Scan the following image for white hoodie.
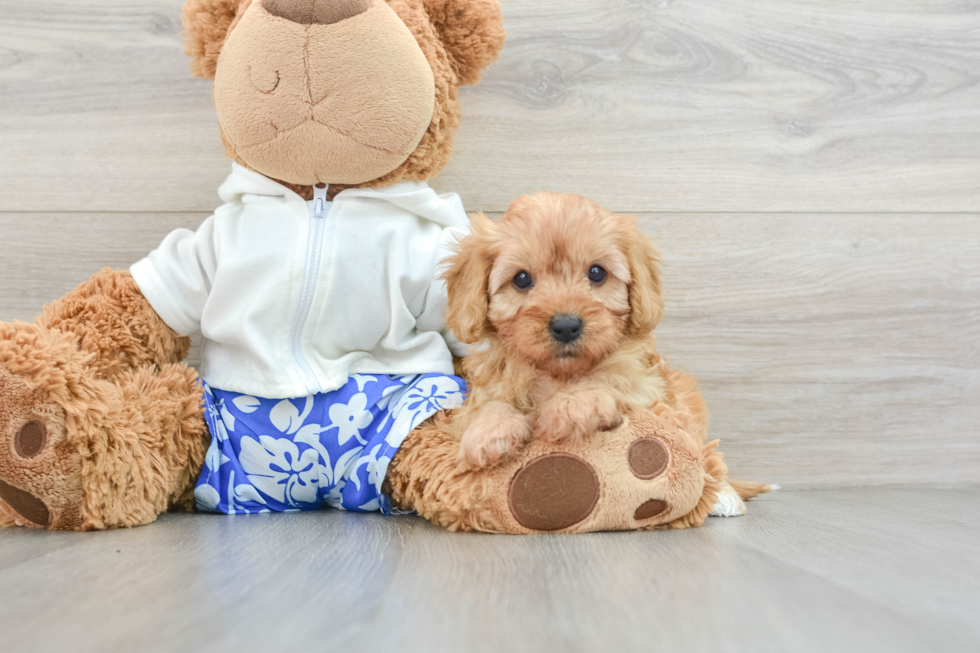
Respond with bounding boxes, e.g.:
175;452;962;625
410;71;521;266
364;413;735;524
131;163;470;399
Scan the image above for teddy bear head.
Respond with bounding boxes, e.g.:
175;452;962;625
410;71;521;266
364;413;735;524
182;0;505;192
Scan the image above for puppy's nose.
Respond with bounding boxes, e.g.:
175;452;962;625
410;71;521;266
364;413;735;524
264;0;370;25
549;314;584;344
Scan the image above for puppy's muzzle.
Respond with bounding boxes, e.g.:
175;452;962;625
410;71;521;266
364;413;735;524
549;314;584;344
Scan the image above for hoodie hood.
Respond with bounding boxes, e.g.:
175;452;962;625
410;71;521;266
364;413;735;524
218;163;469;229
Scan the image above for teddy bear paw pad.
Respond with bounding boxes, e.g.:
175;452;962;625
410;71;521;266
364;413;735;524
508;453;600;531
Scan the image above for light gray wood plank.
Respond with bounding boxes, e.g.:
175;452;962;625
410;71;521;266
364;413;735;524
642;213;980;488
719;489;980;630
0;212;209;367
2;212;977;487
0;212;208;321
1;1;980;213
0;489;978;653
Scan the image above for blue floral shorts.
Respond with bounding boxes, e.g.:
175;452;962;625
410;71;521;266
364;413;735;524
193;374;466;515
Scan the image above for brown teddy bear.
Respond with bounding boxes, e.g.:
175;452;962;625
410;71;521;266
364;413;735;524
0;0;759;533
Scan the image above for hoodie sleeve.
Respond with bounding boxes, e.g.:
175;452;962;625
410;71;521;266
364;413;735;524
415;225;471;358
129;216;218;336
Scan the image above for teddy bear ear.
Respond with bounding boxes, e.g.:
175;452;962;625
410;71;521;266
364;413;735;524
182;0;248;80
423;0;507;86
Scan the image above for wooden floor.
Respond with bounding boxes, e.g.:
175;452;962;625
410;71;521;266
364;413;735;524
0;488;977;653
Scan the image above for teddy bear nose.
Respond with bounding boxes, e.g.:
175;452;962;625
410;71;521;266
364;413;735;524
264;0;370;25
549;314;584;344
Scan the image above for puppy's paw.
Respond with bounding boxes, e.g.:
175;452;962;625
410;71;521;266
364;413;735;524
594;397;625;433
457;404;533;470
709;483;747;518
535;392;622;443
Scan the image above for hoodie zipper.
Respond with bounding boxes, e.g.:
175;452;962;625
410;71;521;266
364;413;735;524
290;184;330;395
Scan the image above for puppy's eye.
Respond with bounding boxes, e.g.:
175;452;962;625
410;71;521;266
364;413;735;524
588;265;607;284
513;270;534;291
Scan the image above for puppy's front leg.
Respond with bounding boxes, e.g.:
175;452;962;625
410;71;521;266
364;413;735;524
535;385;623;443
457;401;534;470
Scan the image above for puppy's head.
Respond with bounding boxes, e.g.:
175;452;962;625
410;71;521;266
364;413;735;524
445;193;664;377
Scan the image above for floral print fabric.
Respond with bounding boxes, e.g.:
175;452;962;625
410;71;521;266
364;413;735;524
194;374;466;515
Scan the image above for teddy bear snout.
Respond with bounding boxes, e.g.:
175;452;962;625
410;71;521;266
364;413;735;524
264;0;370;25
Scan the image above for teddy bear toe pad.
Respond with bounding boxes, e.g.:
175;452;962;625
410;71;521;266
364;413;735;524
627;437;669;479
14;421;47;459
0;479;50;527
634;499;668;520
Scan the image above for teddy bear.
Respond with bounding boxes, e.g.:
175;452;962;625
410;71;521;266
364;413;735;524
0;0;759;533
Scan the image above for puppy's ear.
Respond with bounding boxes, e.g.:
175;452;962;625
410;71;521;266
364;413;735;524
620;217;664;334
443;212;495;343
182;0;249;80
422;0;507;85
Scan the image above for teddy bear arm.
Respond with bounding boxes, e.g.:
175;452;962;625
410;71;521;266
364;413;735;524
38;268;191;381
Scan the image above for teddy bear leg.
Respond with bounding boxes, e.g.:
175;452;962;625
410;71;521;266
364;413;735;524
0;326;208;530
0;269;205;529
384;411;513;532
384;408;729;534
77;363;209;529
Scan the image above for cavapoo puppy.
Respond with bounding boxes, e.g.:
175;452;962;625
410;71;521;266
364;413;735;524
443;192;750;515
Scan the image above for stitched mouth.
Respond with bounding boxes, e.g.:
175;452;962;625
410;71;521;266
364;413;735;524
239;117;410;157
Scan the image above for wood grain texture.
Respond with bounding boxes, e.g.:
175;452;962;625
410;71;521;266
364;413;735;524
2;212;977;488
0;489;978;653
1;0;979;213
642;213;980;487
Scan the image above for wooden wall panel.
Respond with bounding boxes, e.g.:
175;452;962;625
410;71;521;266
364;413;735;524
1;0;979;213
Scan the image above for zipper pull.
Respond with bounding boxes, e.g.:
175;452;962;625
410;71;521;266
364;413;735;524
312;183;329;218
